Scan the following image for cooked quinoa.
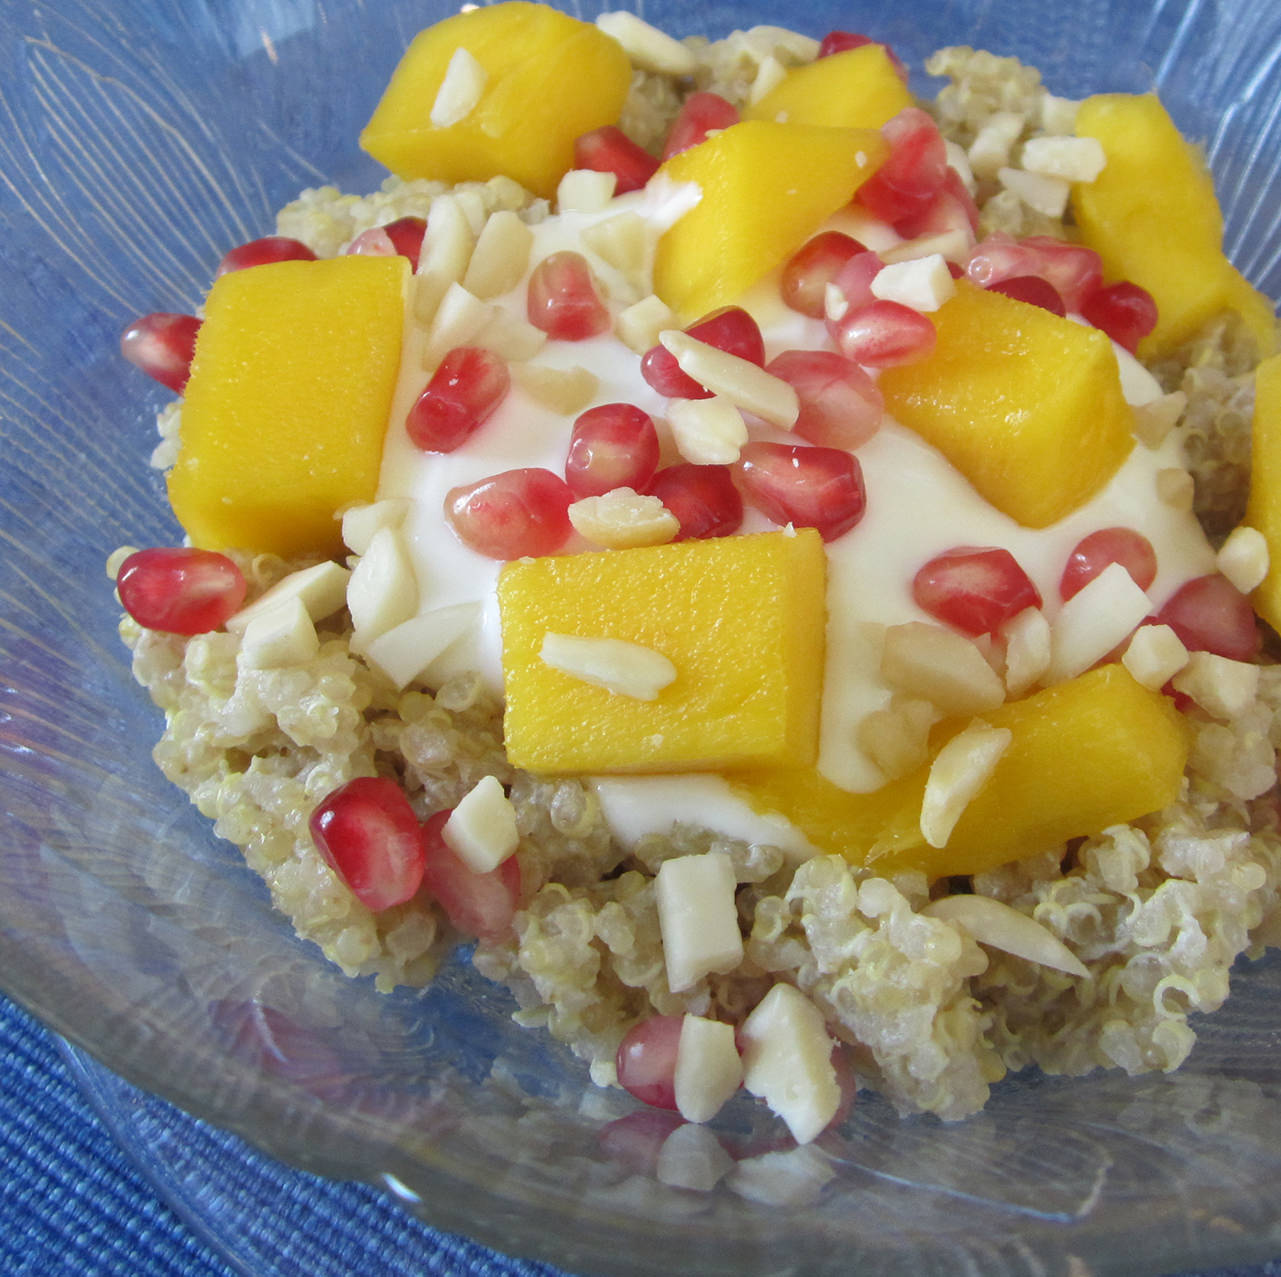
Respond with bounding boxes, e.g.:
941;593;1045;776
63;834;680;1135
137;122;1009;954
120;26;1281;1122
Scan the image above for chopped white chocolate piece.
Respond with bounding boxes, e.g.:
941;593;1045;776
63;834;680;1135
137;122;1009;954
227;560;352;633
739;984;839;1145
238;596;319;670
659;330;799;429
655;852;743;993
1002;606;1052;697
749;53;788;104
674;1015;743;1124
1047;562;1151;684
1121;623;1189;690
655;1123;735;1193
443;774;520;873
1173;651;1261;721
472;308;547;362
414;195;476;324
462;210;534;298
595;11;698;75
581;212;650;281
1156;467;1195;511
1217;525;1270;594
1132;390;1186;448
540;632;676;700
996;166;1070;218
1039;93;1080;135
568;488;679;549
511;363;599;414
430;46;487;127
615;294;676;354
421;282;493;370
668;395;749;464
920;720;1012;848
856;696;937;780
1020;135;1107;183
340;498;410;557
878;229;972;265
556;168;618;214
347;526;418;651
924;894;1089;978
361;602;480;690
880;621;1006;716
967;111;1025;179
870;254;956;312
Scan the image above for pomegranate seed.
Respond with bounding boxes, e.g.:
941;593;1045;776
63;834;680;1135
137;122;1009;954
616;1014;683;1110
737;441;867;541
406;346;510;453
965;233;1042;290
827;250;885;318
216;236;316;277
120;312;201;394
1060;527;1158;601
648;463;743;540
856;108;949;225
116;547;246;634
1156;574;1261;662
766;350;883;449
565;402;660;496
913;546;1042;636
420;810;522;943
780;232;865;319
895;168;980;240
346;227;397;258
445;467;573;559
640;306;766;399
987;274;1066;316
1080;281;1159;353
574;125;659;194
829;299;936;367
1018;236;1104;313
661;92;740;161
309;777;426;912
527;251;610;340
817;30;909;81
382;216;428;270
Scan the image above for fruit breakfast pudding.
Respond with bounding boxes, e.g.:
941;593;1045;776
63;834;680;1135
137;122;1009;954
112;2;1281;1145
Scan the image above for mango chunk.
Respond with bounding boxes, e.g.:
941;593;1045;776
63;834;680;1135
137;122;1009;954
359;2;631;199
1072;93;1277;358
169;257;408;559
653;120;888;321
733;664;1190;879
1246;353;1281;633
878;282;1134;528
498;531;826;774
745;44;914;131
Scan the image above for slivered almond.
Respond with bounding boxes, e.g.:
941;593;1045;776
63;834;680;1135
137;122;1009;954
540;632;676;700
420;282;493;370
462;210;533;299
996;167;1070;218
581;211;650;281
472;308;547;361
442;775;519;873
749;54;787;104
1047;561;1150;684
1156;467;1195;511
880;621;1006;716
238;596;319;671
616;294;677;354
361;602;480;690
879;229;972;265
870;254;955;312
512;363;599;414
967;112;1024;179
414;195;476;324
568;488;679;548
340;498;409;557
557;168;617;213
1172;650;1261;721
668;395;748;464
924;894;1089;977
1001;606;1051;697
227;560;352;633
594;11;698;75
1217;525;1270;594
430;46;487;127
1019;135;1106;183
1121;623;1188;690
658;330;799;429
919;720;1011;847
1131;390;1186;448
856;696;937;779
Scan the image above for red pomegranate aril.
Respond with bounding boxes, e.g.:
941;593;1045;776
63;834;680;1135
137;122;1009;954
737;442;867;541
1060;527;1158;601
640;305;766;399
420;810;522;943
574;125;660;194
406;346;510;453
445;467;573;559
1019;236;1104;313
829;299;937;368
780;231;865;318
661;91;740;160
827;249;885;317
895;168;980;240
309;777;426;912
817;30;909;81
1156;573;1262;662
216;236;317;277
1080;281;1159;353
913;546;1042;636
964;233;1041;290
987;274;1067;316
616;1014;684;1110
346;226;397;259
527;251;610;340
648;463;743;540
116;547;246;634
120;312;202;394
382;216;429;270
564;402;661;496
766;349;884;449
856;107;948;224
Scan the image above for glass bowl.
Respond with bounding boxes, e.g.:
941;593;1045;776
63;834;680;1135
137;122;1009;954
3;0;1281;1272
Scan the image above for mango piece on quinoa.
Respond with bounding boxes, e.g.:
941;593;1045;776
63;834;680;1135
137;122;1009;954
359;2;631;199
497;530;826;774
1246;352;1281;633
168;256;408;560
1072;93;1277;359
878;282;1134;528
745;43;913;131
653;120;888;320
733;664;1190;879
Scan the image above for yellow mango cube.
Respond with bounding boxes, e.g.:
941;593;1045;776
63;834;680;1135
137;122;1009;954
359;2;631;199
746;44;914;131
878;282;1134;528
734;664;1190;880
653;120;888;321
1246;352;1281;633
497;531;826;774
168;256;408;560
1072;93;1277;358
